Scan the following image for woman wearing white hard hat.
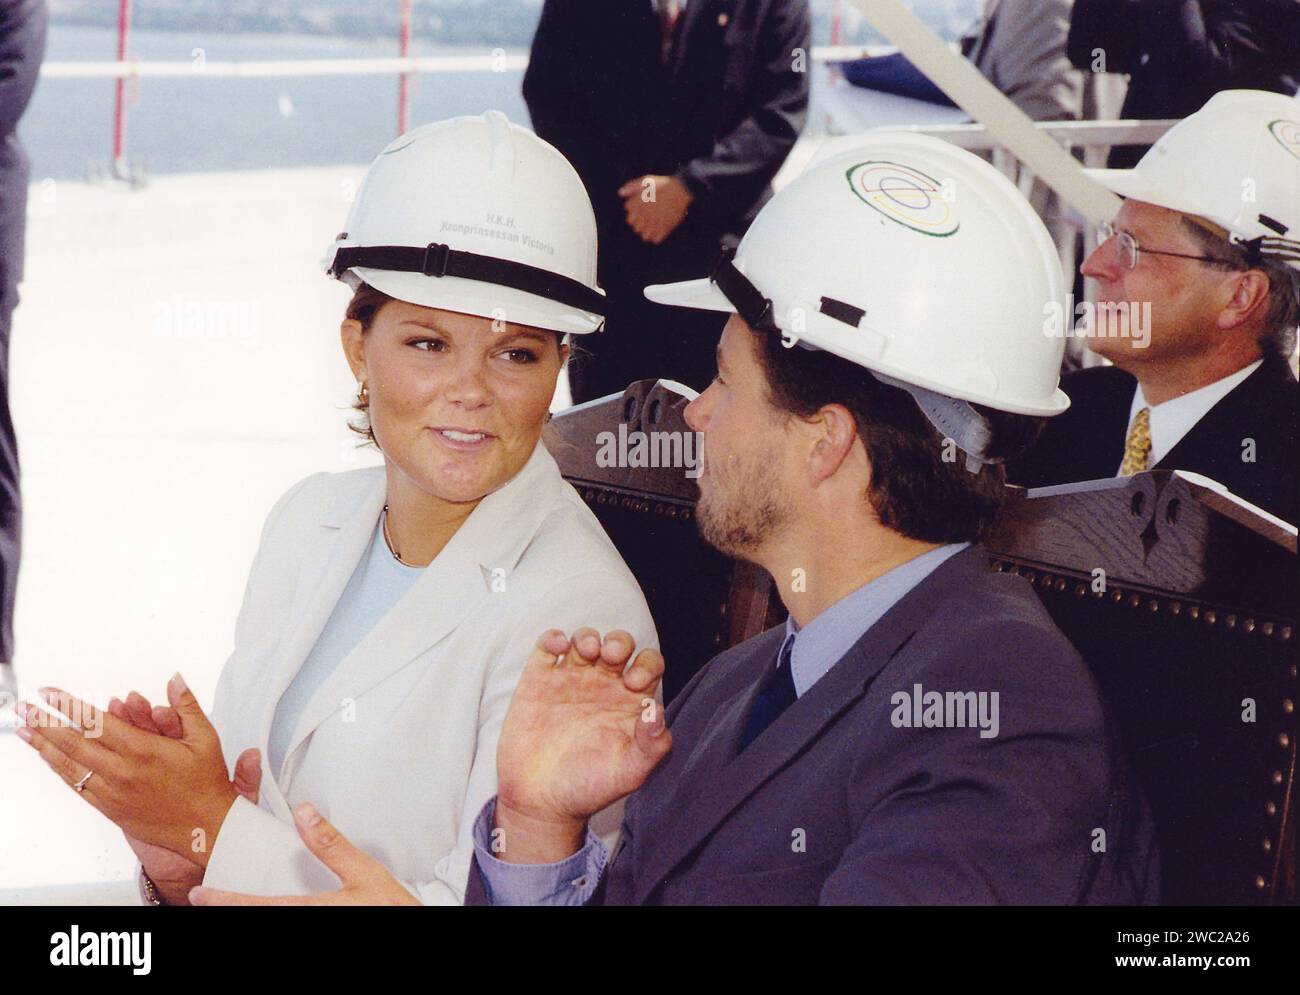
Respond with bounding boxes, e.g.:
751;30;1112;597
18;112;656;905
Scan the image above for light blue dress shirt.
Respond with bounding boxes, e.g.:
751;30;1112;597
472;541;972;905
266;512;425;778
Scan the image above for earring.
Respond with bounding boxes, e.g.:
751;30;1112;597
356;380;368;403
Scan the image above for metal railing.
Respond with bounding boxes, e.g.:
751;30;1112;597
40;51;533;79
40;42;887;176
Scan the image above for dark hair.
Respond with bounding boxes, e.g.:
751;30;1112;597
342;281;566;451
1179;217;1300;362
749;324;1047;543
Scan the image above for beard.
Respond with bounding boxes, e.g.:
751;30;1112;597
694;436;791;558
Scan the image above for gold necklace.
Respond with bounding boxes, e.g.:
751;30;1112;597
381;503;422;568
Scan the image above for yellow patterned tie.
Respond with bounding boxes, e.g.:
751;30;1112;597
1119;406;1152;477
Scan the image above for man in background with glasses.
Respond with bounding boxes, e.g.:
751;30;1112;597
1010;90;1299;526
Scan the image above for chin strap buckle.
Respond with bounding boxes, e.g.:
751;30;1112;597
421;242;452;278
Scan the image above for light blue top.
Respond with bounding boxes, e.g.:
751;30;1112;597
472;541;972;905
267;511;425;778
781;542;970;696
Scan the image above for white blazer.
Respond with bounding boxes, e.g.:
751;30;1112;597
197;443;657;903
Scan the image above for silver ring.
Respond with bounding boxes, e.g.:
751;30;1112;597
73;770;93;793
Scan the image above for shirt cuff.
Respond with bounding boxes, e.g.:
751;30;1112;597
202;795;337;896
471;797;608;906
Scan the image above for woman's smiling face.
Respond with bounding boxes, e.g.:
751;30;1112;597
342;296;566;505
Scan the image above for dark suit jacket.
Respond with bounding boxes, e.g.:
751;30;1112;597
1009;356;1300;525
468;545;1160;905
523;0;811;285
1067;0;1300;167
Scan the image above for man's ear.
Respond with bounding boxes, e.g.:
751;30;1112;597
1216;269;1271;333
806;403;860;487
340;318;367;381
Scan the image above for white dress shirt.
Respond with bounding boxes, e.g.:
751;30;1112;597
1119;359;1262;474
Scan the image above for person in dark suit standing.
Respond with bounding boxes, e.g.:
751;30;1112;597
0;0;46;695
1010;91;1300;525
1067;0;1300;167
523;0;811;402
187;136;1160;907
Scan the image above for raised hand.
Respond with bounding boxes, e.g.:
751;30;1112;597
493;628;671;863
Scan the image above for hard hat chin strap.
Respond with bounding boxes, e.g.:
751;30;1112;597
327;241;607;318
710;245;868;340
1234;235;1300;268
869;372;996;474
711;245;775;332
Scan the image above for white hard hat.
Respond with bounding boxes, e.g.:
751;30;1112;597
1084;90;1300;270
645;132;1069;468
325;110;606;333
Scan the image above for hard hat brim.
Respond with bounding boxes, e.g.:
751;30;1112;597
643;278;734;314
357;268;603;334
1082;167;1213;224
645;275;1072;416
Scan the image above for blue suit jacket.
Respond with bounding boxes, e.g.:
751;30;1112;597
469;545;1161;904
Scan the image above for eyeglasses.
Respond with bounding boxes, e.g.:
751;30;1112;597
1096;221;1234;271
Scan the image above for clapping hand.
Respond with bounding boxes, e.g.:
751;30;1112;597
107;691;262;904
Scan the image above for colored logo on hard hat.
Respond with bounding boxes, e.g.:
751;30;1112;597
1267;119;1300;161
845;161;959;237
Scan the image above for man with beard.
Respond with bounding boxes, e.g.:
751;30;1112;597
188;135;1161;907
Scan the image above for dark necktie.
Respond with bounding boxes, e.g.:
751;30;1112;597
740;634;798;751
656;0;682;63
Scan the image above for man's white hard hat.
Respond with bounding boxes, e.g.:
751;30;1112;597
325;110;606;333
1084;89;1300;270
645;131;1070;421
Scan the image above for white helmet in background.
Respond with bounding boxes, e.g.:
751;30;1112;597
645;132;1069;471
1084;89;1300;270
325;110;606;333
